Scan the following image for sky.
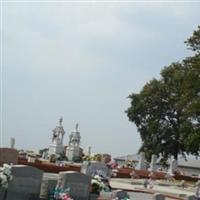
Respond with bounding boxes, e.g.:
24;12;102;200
1;1;200;157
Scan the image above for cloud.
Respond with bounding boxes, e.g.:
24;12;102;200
4;4;160;72
3;2;200;155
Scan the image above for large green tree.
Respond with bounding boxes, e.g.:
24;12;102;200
126;26;200;161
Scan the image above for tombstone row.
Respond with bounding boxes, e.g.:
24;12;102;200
0;165;92;200
0;161;112;200
136;152;178;176
3;162;191;200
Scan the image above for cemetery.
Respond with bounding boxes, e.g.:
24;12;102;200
0;118;200;200
1;0;200;198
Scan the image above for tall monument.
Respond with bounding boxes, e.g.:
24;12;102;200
66;123;81;161
49;117;65;155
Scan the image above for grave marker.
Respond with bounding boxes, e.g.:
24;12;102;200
6;165;43;200
82;162;112;178
58;171;91;200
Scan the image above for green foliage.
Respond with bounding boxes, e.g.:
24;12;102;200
93;154;103;162
82;155;93;161
185;25;200;53
126;26;200;161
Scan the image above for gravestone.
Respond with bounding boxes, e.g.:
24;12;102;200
149;154;157;172
6;165;43;200
168;157;178;176
153;193;165;200
186;195;197;200
40;179;57;200
0;148;18;166
58;171;91;200
82;162;112;178
136;152;147;170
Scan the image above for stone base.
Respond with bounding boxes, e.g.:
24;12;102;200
66;146;80;161
48;144;64;155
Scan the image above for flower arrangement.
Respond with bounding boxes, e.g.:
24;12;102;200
91;175;106;194
48;187;74;200
82;155;93;161
0;164;13;189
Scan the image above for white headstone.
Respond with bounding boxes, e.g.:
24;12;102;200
149;154;157;172
168;157;178;176
136;152;146;170
6;165;43;200
82;162;112;178
58;171;91;200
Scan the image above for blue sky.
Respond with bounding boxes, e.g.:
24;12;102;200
1;1;200;157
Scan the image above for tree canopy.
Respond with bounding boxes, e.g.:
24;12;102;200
126;26;200;161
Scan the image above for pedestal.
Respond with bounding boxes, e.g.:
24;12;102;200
49;143;64;155
66;146;80;161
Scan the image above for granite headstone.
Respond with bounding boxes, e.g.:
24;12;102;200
6;165;43;200
58;171;91;200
